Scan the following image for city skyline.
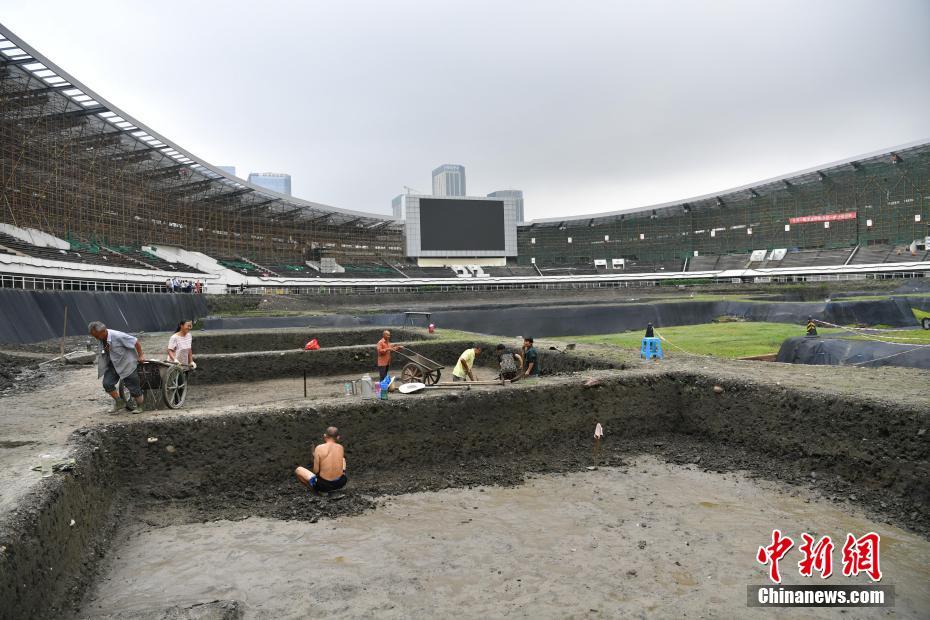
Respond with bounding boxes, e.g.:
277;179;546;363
247;172;292;196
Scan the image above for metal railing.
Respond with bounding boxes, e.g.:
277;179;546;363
231;279;663;296
0;273;166;293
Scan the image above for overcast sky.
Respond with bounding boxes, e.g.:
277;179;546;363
3;1;929;220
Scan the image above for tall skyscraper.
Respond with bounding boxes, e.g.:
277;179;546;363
488;190;524;223
248;172;292;196
217;165;236;177
391;194;404;219
431;164;466;197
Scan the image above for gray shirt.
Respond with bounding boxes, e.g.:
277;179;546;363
96;329;140;379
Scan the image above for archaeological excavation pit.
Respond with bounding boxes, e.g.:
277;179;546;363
2;363;928;619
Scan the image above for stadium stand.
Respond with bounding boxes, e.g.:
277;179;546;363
0;231;206;273
0;22;928;292
775;248;855;268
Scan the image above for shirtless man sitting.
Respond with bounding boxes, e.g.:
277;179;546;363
295;426;348;494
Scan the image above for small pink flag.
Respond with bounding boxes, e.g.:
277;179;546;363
594;423;603;438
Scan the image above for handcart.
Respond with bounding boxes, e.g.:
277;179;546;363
394;345;444;385
119;360;191;409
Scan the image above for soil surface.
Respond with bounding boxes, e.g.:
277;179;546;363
0;352;46;394
2;323;929;620
80;457;930;619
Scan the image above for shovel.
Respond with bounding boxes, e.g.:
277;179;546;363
398;382;472;394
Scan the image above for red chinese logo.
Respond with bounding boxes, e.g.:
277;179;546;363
798;533;834;578
756;529;794;584
841;532;882;582
757;530;882;583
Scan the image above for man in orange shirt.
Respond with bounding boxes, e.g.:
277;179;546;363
376;330;401;381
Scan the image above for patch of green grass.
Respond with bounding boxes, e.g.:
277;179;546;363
556;322;844;359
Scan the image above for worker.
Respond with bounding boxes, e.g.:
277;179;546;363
167;319;196;367
495;344;521;381
453;343;482;382
645;322;655;338
89;321;146;413
376;330;402;381
295;426;348;494
522;337;539;379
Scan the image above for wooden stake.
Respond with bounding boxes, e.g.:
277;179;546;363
60;305;68;357
303;370;307;398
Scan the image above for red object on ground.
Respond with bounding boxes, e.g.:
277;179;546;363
428;323;435;334
305;339;320;350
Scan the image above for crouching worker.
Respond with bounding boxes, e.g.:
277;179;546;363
89;321;146;413
295;426;348;494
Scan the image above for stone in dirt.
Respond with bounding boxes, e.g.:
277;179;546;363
88;599;243;619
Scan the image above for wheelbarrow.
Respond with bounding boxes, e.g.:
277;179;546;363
394;345;444;385
119;360;191;409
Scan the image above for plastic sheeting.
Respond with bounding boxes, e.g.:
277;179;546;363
0;289;208;344
776;336;930;369
202;296;920;338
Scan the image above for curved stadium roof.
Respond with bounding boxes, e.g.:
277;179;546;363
527;138;930;227
0;23;401;231
2;21;926;234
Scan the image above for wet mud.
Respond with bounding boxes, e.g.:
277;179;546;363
83;459;930;619
1;358;928;618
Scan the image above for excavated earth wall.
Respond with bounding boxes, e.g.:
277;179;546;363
1;369;928;619
192;340;614;384
192;327;428;354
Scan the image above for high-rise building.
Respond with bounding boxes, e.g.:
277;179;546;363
248;172;292;196
391;194;405;219
217;165;236;177
431;164;466;197
488;190;524;223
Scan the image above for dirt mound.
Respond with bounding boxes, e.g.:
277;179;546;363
0;352;44;393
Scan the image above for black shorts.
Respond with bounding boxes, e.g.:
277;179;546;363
378;365;389;381
103;364;142;397
308;472;348;493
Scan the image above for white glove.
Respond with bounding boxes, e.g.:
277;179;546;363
190;361;197;370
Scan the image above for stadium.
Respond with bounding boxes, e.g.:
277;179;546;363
1;16;929;620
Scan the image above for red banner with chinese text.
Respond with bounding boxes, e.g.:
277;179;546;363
788;211;857;225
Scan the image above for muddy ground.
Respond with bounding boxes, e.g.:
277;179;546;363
0;352;47;394
82;457;930;619
1;325;928;619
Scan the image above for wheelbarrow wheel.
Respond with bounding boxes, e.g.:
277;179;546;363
401;363;424;383
426;370;441;385
163;365;188;409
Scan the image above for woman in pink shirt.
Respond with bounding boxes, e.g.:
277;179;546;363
167;320;195;367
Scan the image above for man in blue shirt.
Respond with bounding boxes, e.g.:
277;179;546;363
522;337;539;379
89;321;146;413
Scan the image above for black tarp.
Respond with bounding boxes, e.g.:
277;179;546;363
0;290;208;344
202;296;919;339
776;335;930;369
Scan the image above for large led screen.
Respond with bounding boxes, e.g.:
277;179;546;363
419;198;505;252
